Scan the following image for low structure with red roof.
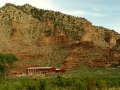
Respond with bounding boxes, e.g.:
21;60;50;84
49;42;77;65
26;67;65;76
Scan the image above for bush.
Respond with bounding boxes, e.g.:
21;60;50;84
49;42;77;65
39;79;47;90
96;79;106;90
71;79;86;90
86;76;97;90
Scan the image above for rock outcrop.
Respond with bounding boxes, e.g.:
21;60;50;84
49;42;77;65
109;32;116;47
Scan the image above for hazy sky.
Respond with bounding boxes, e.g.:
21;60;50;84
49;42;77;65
0;0;120;33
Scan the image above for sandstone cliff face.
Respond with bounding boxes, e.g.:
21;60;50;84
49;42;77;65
62;42;120;70
36;35;72;46
81;31;92;42
0;3;120;71
109;32;116;47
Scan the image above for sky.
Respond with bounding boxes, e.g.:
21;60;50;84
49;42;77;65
0;0;120;33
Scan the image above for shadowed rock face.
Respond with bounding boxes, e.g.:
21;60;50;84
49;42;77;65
0;3;120;72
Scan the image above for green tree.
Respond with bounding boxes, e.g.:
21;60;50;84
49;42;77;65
0;53;19;79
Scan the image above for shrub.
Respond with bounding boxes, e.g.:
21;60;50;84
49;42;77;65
96;79;106;90
71;79;86;90
39;79;47;90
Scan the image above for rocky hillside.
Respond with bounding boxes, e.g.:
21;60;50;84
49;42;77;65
0;3;120;72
